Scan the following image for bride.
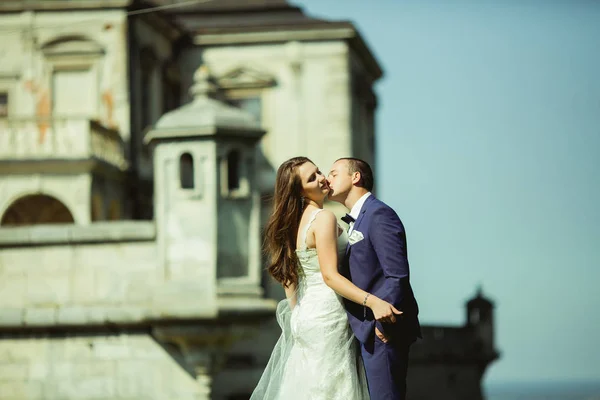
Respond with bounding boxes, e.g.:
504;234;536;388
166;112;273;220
251;156;401;399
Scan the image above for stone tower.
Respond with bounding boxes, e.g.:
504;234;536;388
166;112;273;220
466;286;496;356
143;65;273;397
145;63;268;308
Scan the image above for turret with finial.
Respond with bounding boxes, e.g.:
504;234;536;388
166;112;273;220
466;285;496;355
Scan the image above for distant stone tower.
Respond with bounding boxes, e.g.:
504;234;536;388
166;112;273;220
407;287;499;400
466;286;495;355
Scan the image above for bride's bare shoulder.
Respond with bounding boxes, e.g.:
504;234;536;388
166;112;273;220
313;209;337;227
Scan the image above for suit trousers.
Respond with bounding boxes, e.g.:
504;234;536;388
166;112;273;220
361;336;411;400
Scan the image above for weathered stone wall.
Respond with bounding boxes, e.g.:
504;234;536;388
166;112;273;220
0;334;204;400
0;9;132;223
0;222;216;327
0;10;130;135
0;223;156;327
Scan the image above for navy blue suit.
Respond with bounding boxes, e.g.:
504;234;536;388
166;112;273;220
341;195;421;400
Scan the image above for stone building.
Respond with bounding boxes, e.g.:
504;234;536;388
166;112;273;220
407;288;499;400
0;1;498;399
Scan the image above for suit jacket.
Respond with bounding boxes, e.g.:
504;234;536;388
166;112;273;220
341;195;421;345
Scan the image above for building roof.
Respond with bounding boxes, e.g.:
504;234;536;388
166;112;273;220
0;1;132;12
151;0;330;30
151;0;291;11
0;0;383;80
466;286;494;308
152;0;383;80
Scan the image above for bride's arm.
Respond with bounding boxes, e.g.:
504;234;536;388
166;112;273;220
283;282;297;310
313;210;401;322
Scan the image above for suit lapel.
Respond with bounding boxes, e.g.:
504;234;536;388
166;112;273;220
345;195;375;256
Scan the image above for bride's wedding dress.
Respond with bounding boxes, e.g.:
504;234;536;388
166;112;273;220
251;209;369;400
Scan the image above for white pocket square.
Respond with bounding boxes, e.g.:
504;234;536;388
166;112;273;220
348;230;364;245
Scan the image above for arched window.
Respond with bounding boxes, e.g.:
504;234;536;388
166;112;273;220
227;149;240;191
179;153;194;189
1;194;75;226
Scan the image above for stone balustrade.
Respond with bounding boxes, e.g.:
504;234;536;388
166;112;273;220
0;117;127;170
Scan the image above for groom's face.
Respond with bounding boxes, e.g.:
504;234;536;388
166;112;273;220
327;160;353;202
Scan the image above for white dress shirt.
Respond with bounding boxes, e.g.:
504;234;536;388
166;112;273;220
348;192;372;234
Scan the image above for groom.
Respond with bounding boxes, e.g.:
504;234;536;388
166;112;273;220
328;157;421;400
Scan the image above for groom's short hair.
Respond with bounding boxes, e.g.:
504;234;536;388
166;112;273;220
337;157;374;191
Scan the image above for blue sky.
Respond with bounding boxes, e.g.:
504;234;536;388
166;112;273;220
294;0;600;384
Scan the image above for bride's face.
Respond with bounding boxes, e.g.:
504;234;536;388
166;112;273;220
298;162;330;202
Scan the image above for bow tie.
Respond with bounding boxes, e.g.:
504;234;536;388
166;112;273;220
341;213;355;224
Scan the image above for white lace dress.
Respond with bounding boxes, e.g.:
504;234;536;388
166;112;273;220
251;209;369;400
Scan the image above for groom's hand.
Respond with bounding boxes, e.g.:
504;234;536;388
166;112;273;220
375;327;389;343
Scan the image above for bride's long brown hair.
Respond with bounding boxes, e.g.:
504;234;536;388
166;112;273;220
264;156;312;288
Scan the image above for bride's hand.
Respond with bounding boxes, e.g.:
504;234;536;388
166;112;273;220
368;296;403;323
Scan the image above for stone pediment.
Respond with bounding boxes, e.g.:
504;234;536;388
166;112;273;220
217;66;276;90
41;35;105;57
146;66;265;144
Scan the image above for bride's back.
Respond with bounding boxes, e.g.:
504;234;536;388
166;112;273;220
295;208;348;293
295;207;321;250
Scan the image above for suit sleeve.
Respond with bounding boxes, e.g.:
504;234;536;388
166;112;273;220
368;205;409;307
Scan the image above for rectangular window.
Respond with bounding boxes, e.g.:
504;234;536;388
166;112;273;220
228;96;262;124
53;69;97;116
0;92;8;117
